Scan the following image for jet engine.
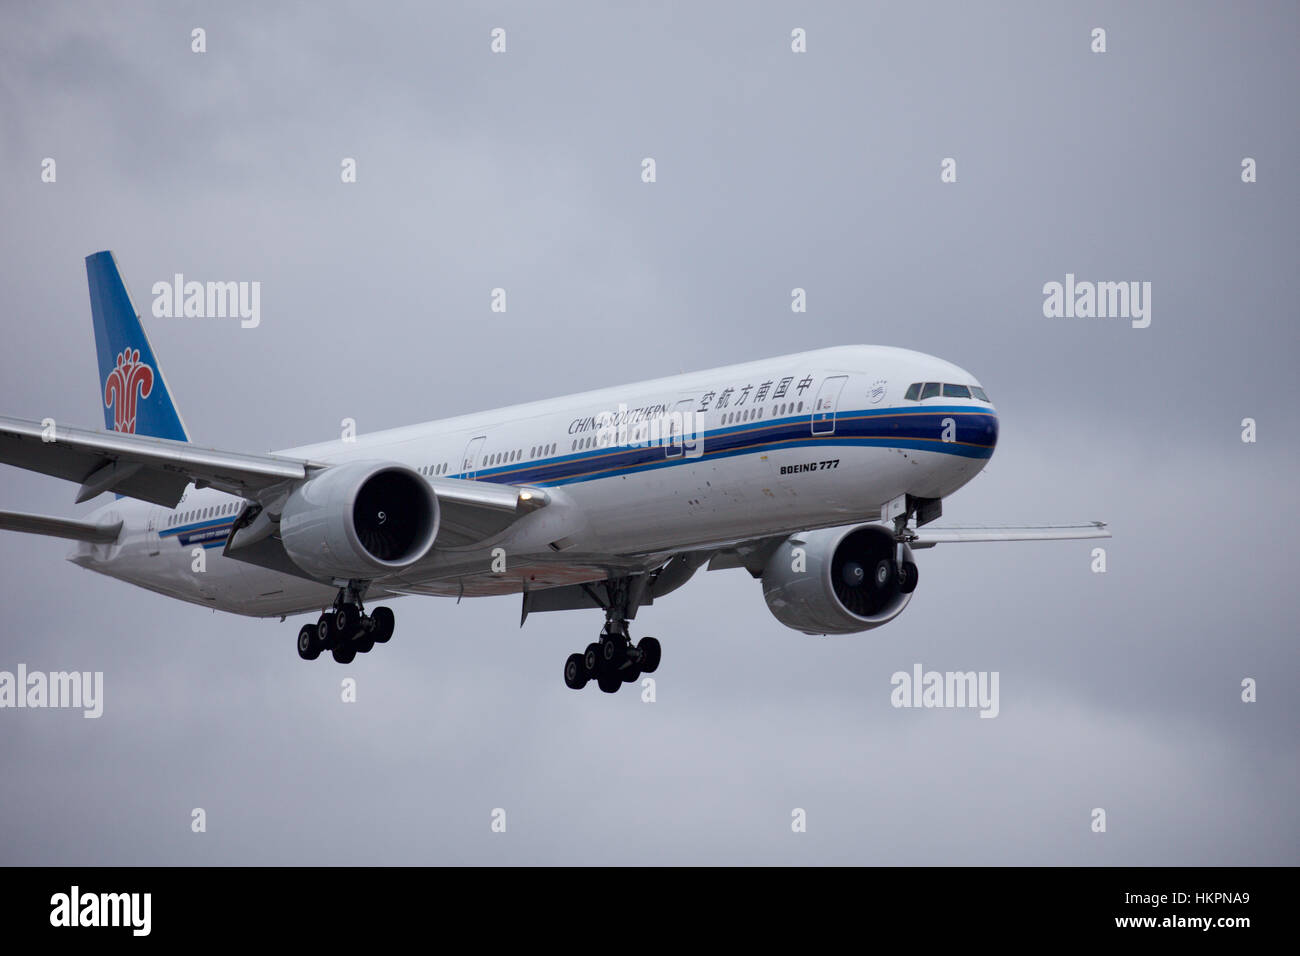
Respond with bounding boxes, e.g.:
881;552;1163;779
761;524;916;635
279;461;439;580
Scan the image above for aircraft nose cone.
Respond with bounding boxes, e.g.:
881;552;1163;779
981;410;999;459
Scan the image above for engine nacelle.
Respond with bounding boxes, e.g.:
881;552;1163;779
280;461;439;580
761;524;915;635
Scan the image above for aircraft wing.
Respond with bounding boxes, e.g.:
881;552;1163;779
0;509;123;544
0;415;314;507
906;522;1110;547
424;476;548;547
0;415;548;549
703;522;1111;574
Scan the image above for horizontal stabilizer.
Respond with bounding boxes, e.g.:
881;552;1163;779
0;509;122;544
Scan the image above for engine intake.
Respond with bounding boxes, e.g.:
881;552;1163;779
761;524;914;635
280;461;439;580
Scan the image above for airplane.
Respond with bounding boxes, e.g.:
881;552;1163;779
0;251;1109;693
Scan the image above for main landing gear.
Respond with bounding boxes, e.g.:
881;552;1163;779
297;584;395;663
562;576;660;693
563;624;661;693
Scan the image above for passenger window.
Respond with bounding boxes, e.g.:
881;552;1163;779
904;383;921;401
943;384;971;398
920;382;941;400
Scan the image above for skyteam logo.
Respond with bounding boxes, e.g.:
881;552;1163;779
103;348;154;434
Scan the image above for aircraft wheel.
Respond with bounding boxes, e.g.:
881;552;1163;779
564;654;589;690
899;562;919;594
583;642;602;675
638;637;661;674
601;637;626;669
370;606;394;643
297;624;320;661
597;672;622;694
335;603;362;640
318;613;339;649
332;644;356;664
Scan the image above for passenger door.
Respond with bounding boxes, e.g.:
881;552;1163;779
460;436;486;479
811;376;847;435
664;398;696;458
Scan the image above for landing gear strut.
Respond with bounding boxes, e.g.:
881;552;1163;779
297;581;396;662
562;576;660;693
891;505;921;594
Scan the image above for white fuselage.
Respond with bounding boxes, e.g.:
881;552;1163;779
68;345;999;618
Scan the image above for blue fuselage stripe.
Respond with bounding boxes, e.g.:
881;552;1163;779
159;519;235;548
459;406;998;487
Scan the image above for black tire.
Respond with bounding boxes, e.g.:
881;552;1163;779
370;606;394;643
297;624;320;661
564;653;588;690
873;558;897;591
899;561;919;594
332;645;356;664
601;637;626;668
335;603;362;640
356;638;375;654
317;613;338;649
620;665;642;683
597;672;622;694
583;642;602;674
638;636;661;674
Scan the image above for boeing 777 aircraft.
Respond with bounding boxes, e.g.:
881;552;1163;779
0;252;1108;692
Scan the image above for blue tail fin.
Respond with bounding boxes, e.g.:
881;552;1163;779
85;251;189;442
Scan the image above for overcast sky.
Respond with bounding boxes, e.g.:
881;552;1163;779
0;1;1296;864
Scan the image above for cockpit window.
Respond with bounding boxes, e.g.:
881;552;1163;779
970;385;989;402
919;382;941;400
942;383;971;398
903;383;921;401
